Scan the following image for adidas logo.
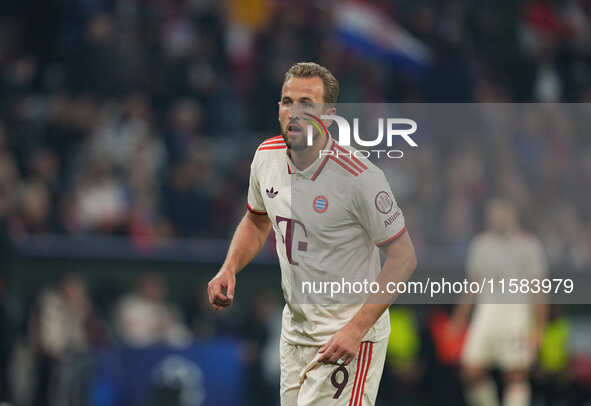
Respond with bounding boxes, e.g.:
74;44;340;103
266;187;278;198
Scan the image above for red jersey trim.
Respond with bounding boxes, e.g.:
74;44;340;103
334;143;368;170
356;342;373;406
257;135;286;151
327;142;368;177
263;135;283;143
376;225;407;247
329;155;359;176
246;202;267;215
310;140;334;180
258;145;287;151
349;342;368;406
261;139;285;146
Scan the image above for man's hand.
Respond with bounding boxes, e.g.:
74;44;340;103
317;323;364;365
206;210;271;312
316;230;416;366
207;268;236;310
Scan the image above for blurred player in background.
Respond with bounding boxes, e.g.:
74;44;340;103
208;62;417;405
452;198;548;406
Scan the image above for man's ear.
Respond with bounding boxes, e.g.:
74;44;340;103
278;101;282;123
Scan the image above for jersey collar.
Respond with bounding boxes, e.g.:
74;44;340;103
286;134;334;181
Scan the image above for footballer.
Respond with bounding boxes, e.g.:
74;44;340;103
208;62;417;406
452;198;548;406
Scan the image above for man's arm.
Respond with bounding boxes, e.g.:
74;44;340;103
449;294;474;334
318;230;417;365
207;211;272;310
532;239;549;348
532;298;548;347
450;238;479;333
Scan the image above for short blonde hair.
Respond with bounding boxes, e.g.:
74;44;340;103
284;62;339;104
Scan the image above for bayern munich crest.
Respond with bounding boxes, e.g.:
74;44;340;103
313;195;328;213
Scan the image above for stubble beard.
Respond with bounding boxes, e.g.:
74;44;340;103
281;124;319;152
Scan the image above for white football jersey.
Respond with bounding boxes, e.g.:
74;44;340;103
466;231;548;320
463;232;548;369
247;134;407;346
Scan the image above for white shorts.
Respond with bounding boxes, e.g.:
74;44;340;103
280;337;387;406
462;307;533;370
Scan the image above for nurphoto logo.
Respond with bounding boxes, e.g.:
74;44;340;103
304;113;418;159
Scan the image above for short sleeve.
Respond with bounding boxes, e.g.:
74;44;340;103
353;170;406;247
247;159;267;215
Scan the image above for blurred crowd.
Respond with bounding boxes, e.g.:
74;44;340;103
1;270;590;405
0;271;283;405
0;0;590;268
381;103;591;271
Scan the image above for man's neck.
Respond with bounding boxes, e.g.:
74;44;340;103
289;134;329;171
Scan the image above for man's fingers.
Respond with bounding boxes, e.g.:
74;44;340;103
211;278;230;303
213;293;232;307
318;344;346;364
208;270;237;310
226;277;235;300
211;284;231;308
213;295;231;307
343;354;354;366
317;344;334;362
212;278;226;297
214;291;229;303
327;348;345;364
327;347;355;365
207;284;214;305
207;284;225;307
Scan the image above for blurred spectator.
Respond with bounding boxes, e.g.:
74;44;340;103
540;202;590;270
165;98;204;163
11;181;54;237
162;137;219;237
115;272;191;347
30;273;106;406
0;182;15;403
69;160;128;234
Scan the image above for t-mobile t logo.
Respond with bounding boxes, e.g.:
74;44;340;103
276;216;308;265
